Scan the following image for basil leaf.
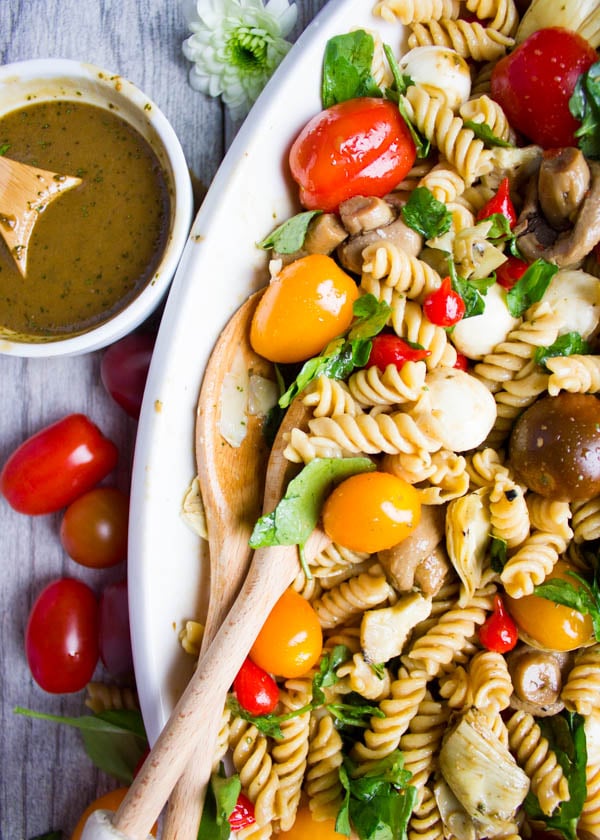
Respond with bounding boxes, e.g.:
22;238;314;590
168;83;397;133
451;274;494;319
322;30;382;107
490;536;508;573
505;258;557;317
249;456;376;550
570;60;600;160
279;296;390;408
463;119;513;148
199;766;241;840
383;45;430;158
257;211;321;254
14;707;148;784
401;187;452;239
524;712;587;840
534;331;590;369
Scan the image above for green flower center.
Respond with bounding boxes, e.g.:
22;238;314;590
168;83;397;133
226;26;271;73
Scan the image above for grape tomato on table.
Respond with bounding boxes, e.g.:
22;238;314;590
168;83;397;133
60;486;129;569
1;413;118;515
99;579;134;679
101;332;155;420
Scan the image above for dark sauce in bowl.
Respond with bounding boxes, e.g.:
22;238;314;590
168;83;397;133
0;100;171;339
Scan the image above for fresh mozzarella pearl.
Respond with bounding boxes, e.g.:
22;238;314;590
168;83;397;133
417;368;497;452
398;46;471;110
541;269;600;340
450;283;521;361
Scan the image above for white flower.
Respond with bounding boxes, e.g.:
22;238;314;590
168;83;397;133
182;0;298;120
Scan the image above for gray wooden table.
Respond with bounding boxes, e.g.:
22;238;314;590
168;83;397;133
0;1;327;836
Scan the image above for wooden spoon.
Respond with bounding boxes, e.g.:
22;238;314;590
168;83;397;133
0;156;81;275
108;396;315;840
161;291;274;840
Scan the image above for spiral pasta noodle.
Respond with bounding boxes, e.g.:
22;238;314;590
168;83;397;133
305;710;345;821
337;652;392;701
561;645;600;716
459;94;516;145
465;0;518;37
311;567;393;629
506;709;570;817
581;759;600;837
489;475;530;550
546;354;600;396
347;360;427;408
272;676;313;831
302;375;361;417
399;692;450;804
572;495;600;544
360;241;443;303
500;529;566;599
373;0;460;25
468;650;512;714
392;299;457;369
407;19;514;63
229;715;279;831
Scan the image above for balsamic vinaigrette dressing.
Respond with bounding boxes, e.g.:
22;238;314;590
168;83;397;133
0;100;171;338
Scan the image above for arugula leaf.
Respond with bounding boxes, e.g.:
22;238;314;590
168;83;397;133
322;30;382;107
490;536;508;573
14;707;148;784
198;765;242;840
505;258;558;317
524;712;587;840
401;187;452;239
257;211;321;254
312;644;351;704
336;751;417;840
570;60;600;160
482;212;522;257
383;45;430;158
278;295;391;409
249;456;375;551
534;567;600;641
462;120;513;148
534;331;590;369
327;697;385;729
227;695;287;739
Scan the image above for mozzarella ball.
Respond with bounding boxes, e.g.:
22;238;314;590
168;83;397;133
541;269;600;340
398;46;471;111
450;283;521;361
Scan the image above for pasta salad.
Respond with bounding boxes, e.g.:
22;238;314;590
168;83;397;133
191;2;600;839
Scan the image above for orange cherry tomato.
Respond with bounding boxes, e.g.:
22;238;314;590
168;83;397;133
278;805;347;840
250;254;359;364
289;97;417;212
71;787;158;840
250;588;322;678
321;470;421;553
505;560;595;652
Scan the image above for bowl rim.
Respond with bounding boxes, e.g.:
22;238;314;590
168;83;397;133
0;57;193;358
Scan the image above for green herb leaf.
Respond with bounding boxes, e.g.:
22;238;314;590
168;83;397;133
312;644;351;704
0;142;10;156
524;712;587;840
322;30;382;107
534;568;600;641
383;45;430;158
505;258;558;317
336;751;417;840
279;295;390;408
257;211;322;254
534;332;590;369
249;456;376;550
463;119;513;148
490;536;508;573
401;187;452;239
570;60;600;160
451;273;495;320
327;698;385;729
198;765;242;840
14;707;148;784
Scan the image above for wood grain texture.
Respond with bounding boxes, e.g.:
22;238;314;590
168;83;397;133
0;0;327;837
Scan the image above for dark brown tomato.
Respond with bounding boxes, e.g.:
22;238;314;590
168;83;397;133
509;393;600;501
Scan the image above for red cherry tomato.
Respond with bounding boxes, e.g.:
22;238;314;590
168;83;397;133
478;594;518;653
491;28;597;148
101;332;155;420
60;486;129;568
423;277;465;327
99;579;134;679
233;656;279;716
26;578;99;693
476;177;517;228
496;255;529;290
229;792;256;832
1;414;118;515
289;97;417;212
366;333;430;371
453;352;469;371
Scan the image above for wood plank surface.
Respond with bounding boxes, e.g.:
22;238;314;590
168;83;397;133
0;1;327;836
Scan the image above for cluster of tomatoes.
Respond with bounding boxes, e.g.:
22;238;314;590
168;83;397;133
1;333;154;696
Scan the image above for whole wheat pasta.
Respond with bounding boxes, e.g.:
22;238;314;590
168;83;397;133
305;710;345;821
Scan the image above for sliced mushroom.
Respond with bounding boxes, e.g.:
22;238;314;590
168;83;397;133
377;503;446;593
414;544;451;597
506;644;571;716
303;212;348;254
518;159;600;267
537;147;590;230
337;210;423;275
339;195;395;235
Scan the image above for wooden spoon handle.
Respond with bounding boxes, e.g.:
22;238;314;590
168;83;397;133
112;543;300;840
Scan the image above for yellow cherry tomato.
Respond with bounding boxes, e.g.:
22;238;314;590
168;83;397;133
321;471;421;553
250;254;359;364
278;804;347;840
250;588;323;678
505;560;595;652
71;787;158;840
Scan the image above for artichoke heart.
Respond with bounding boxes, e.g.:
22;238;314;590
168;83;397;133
445;489;491;605
439;709;529;835
516;0;600;47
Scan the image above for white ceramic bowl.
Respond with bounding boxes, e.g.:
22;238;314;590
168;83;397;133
0;58;193;357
